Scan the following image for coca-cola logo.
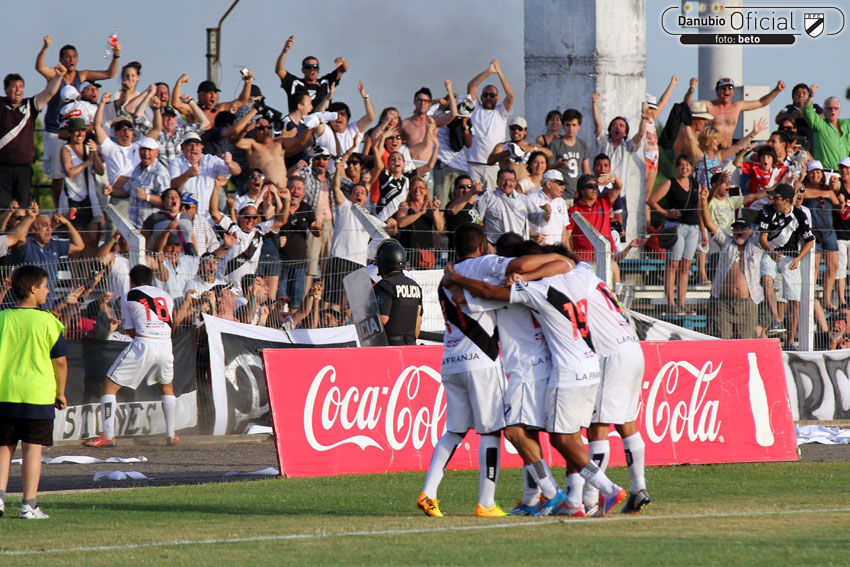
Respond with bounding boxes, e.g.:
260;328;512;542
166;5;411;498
643;360;722;444
303;364;445;452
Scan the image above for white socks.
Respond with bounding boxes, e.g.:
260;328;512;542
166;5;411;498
478;435;501;508
580;460;616;498
622;433;647;494
582;440;610;506
566;472;585;507
422;432;463;498
527;459;558;499
101;394;116;440
522;465;540;506
161;395;176;438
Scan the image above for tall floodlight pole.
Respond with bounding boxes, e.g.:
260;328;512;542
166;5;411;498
206;0;241;85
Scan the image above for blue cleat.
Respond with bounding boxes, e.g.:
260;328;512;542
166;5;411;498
509;500;539;516
598;485;627;517
533;487;567;516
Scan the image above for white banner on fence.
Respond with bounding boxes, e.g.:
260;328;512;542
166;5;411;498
626;309;718;342
783;349;850;421
203;315;358;435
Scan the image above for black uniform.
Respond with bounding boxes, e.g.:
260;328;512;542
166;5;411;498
374;271;422;346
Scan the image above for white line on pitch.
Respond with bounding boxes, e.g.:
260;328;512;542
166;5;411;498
2;507;848;556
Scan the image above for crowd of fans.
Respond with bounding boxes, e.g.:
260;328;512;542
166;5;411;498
0;35;848;350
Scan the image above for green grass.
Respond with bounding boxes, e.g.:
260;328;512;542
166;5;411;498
1;462;849;566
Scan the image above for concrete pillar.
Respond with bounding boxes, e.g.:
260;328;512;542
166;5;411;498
525;0;647;239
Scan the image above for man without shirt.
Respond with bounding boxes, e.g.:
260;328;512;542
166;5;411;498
685;76;784;147
401;81;458;164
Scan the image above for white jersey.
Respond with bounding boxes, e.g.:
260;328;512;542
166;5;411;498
563;262;639;356
215;216;275;288
509;275;599;389
439;256;504;374
462;255;551;384
121;284;174;340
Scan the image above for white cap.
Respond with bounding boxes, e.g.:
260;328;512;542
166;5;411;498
508;115;527;129
542;170;565;183
138;137;159;150
806;160;824;172
839;157;850;168
181;132;202;145
60;85;79;102
646;94;658;109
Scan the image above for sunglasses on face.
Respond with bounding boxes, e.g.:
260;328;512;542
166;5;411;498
13;215;26;220
583;184;599;190
509;126;525;131
181;204;195;211
241;214;260;221
457;184;473;190
255;125;271;131
249;173;265;179
302;64;319;70
348;161;362;166
388;135;403;140
314;155;330;161
481;93;498;99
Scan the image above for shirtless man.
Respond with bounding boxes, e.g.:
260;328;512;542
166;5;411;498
401;80;458;163
673;101;713;160
231;108;315;189
686;76;784;146
171;71;253;125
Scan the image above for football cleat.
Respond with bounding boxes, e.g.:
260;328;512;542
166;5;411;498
621;489;651;514
416;492;444;517
166;435;180;446
552;502;586;517
508;500;538;516
598;485;627;517
0;498;5;518
584;503;599;517
474;504;507;517
533;487;567;517
83;434;116;448
19;505;49;520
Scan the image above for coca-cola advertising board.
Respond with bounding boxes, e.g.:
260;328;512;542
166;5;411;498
263;339;797;478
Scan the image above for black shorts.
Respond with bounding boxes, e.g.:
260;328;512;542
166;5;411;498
0;418;54;446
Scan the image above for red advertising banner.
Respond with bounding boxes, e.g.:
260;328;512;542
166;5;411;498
263;339;797;478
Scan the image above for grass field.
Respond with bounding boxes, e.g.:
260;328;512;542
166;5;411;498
1;461;849;566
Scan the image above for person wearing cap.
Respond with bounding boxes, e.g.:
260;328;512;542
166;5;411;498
35;35;121;206
169;132;239;221
833;158;850;307
475;168;551;246
155;93;209;165
699;186;764;340
684;76;784;147
141;187;195;255
59;117;105;251
0;66;67;209
466;59;514;191
275;35;348;108
758;183;815;342
487;116;552;185
170;71;253;126
528;170;570;246
401;81;456;164
644;75;679;200
93;92;162;186
672;99;713;160
802;84;850;171
104;136;169;228
58;83;96;132
591;92;648;196
801;160;841;309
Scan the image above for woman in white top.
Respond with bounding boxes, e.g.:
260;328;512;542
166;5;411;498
60;117;105;253
518;151;548;194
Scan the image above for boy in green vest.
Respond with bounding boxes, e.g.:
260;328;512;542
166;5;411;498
0;265;68;520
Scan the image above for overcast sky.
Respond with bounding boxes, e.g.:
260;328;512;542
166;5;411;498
3;0;846;133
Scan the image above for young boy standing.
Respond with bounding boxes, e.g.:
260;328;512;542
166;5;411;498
0;265;68;520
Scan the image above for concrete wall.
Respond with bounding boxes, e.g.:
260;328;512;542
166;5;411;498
525;0;647;239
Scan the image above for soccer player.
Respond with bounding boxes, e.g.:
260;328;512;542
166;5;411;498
0;265;68;519
444;247;628;517
416;223;507;518
84;265;177;447
444;233;566;516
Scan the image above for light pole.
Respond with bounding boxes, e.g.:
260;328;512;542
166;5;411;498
206;0;241;86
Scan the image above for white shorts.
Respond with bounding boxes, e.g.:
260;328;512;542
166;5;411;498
760;254;801;301
107;338;174;390
442;366;507;434
545;384;598;434
505;379;548;429
41;132;66;180
593;345;645;424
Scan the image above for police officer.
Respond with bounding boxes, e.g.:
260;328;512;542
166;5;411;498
373;239;422;345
